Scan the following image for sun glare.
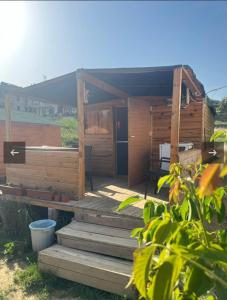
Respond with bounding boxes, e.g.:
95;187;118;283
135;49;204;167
0;1;26;60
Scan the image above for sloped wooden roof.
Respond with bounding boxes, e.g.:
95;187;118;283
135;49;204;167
7;65;205;106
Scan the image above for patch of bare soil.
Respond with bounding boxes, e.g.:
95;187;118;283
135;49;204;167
0;259;35;300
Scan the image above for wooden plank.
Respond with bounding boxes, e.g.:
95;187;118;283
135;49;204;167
80;70;128;99
65;220;134;238
57;227;136;246
39;262;132;296
77;74;86;198
38;244;133;296
170;67;183;163
74;210;143;230
56;222;137;259
182;67;201;96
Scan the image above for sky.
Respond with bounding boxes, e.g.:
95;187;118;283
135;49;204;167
1;1;227;100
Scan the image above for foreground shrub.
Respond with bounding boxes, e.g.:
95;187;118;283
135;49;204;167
118;131;227;300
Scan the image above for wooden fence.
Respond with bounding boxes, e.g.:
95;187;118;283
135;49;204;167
6;147;79;198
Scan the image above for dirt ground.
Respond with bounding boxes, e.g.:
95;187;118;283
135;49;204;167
0;259;35;300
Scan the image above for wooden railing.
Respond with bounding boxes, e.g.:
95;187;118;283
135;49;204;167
5;146;79;199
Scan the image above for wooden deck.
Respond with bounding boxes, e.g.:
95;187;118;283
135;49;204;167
0;176;168;217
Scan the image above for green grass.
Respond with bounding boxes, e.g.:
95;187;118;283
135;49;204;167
14;263;126;300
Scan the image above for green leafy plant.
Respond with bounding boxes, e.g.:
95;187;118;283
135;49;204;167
57;117;78;147
118;131;227;300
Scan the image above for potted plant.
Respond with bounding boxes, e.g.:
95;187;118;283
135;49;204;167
26;186;54;201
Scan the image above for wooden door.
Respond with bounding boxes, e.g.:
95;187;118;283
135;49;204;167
128;98;150;186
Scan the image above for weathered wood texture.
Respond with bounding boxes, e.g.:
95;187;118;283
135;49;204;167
39;244;134;297
57;221;137;260
85;99;126;176
151;101;205;161
128;98;150;186
6;148;79;197
0;122;61;177
203;102;215;142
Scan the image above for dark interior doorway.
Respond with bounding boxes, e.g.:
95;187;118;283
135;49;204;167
115;107;128;175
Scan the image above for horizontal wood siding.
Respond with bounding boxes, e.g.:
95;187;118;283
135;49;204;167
6;149;79;198
0;122;61;177
203;102;215;142
151;101;204;160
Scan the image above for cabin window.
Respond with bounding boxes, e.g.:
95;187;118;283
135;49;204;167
85;109;111;134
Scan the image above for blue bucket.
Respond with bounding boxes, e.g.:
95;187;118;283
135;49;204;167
29;219;56;252
29;219;56;231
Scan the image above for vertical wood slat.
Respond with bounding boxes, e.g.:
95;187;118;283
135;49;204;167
170;67;183;164
77;74;85;198
4;94;12;141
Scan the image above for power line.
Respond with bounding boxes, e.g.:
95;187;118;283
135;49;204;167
206;85;227;95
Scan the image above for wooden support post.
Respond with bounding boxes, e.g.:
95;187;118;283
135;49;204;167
77;73;85;199
170;67;183;164
4;94;12;141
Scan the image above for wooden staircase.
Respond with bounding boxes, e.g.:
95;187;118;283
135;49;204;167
38;209;139;298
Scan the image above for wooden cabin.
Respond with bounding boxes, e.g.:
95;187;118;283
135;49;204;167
0;65;215;296
1;65;215;205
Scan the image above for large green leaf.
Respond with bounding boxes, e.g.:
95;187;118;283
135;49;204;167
133;245;154;298
143;201;155;224
116;195;142;212
184;263;214;297
180;199;189;220
148;255;183;300
210;130;227;142
131;227;143;238
155;203;167;216
143;218;161;243
157;175;172;192
152;217;172;244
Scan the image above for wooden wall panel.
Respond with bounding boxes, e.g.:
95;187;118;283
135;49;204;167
203;102;215;142
128;98;150;186
6;149;79;198
0;122;61;177
151;101;204;161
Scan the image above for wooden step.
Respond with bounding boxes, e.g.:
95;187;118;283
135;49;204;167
74;209;143;230
56;221;138;260
38;244;135;297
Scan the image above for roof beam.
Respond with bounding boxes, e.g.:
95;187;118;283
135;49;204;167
79;70;129;99
170;67;183;164
182;67;201;96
